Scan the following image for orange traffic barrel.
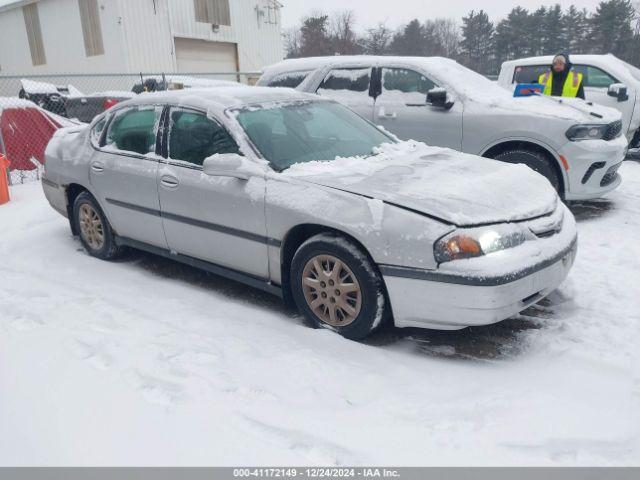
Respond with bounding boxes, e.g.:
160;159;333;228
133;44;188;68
0;154;10;205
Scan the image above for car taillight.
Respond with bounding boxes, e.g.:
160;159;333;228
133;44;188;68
103;98;119;110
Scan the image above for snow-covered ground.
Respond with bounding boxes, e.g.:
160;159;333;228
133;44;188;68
1;163;639;466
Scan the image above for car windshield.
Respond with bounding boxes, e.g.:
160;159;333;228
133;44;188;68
234;101;394;171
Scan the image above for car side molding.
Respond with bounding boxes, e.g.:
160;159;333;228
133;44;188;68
114;236;283;298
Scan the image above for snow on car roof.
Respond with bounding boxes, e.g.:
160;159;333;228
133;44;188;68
125;85;322;110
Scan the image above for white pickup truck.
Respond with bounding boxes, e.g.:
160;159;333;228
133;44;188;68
498;54;640;155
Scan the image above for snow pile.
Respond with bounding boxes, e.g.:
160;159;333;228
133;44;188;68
20;79;61;95
0;163;639;465
1;161;640;465
66;90;136;99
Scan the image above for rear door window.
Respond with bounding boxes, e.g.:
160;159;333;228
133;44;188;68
104;106;162;156
267;71;311;88
317;68;372;98
168;109;240;166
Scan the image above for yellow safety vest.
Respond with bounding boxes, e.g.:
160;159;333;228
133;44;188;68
539;71;583;98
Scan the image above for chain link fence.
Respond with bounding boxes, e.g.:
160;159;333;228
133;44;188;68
0;71;261;185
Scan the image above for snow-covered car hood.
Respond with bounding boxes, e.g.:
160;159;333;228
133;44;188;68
283;141;558;226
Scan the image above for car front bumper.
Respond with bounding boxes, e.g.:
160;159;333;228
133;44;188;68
380;204;578;330
381;239;577;330
560;135;626;201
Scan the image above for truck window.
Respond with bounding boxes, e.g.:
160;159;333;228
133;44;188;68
513;65;549;84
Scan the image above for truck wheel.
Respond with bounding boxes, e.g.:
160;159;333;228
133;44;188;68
73;192;122;260
290;233;386;341
493;149;562;193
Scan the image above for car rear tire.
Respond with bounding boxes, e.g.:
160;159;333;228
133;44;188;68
290;233;386;340
73;191;122;260
492;149;562;193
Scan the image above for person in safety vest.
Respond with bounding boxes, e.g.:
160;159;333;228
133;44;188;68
539;52;585;99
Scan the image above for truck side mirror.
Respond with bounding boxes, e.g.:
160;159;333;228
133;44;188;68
426;88;454;110
607;83;629;102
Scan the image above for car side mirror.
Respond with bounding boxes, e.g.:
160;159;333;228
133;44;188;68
607;83;629;102
203;153;251;180
426;88;454;110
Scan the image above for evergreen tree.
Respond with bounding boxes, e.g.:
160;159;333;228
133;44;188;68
460;10;495;75
389;19;428;56
530;7;548;56
298;14;333;57
543;5;565;54
561;6;592;54
494;7;532;63
590;0;635;59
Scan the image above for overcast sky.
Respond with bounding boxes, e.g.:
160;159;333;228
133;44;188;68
280;0;607;30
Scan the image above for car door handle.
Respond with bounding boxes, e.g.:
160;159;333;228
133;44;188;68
91;162;104;173
160;175;179;188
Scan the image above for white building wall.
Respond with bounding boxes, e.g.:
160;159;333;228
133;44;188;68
167;0;283;73
0;0;127;74
116;0;175;73
0;0;283;76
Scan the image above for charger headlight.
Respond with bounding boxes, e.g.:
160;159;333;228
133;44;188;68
566;124;608;141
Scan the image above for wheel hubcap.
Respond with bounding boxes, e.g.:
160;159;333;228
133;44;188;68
301;254;362;327
79;204;104;250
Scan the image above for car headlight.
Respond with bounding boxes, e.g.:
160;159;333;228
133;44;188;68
434;225;528;263
566;124;608;141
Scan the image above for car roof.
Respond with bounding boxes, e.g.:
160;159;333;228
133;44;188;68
262;55;459;77
122;85;321;111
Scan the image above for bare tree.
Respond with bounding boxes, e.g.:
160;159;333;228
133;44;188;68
283;25;302;58
362;22;393;54
429;18;461;58
329;10;361;55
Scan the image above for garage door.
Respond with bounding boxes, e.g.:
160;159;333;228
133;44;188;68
174;38;238;73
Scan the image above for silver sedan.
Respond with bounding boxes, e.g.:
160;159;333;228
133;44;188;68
42;86;577;340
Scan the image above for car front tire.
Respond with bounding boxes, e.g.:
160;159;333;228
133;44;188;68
290;233;386;340
73;191;122;260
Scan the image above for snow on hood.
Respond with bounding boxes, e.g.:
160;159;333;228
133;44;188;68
283;141;558;226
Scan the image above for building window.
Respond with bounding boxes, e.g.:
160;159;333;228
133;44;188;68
194;0;231;26
23;3;46;66
78;0;104;57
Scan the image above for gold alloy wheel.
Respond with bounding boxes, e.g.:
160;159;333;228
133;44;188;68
78;203;105;251
301;254;362;327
